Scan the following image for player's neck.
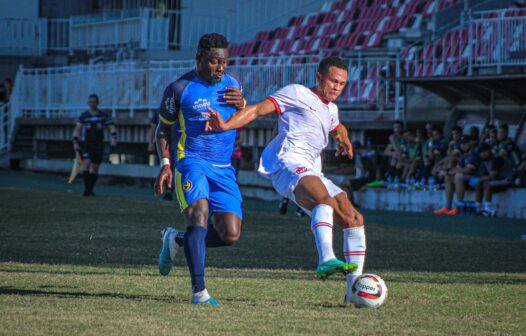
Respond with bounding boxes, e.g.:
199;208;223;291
89;108;99;115
310;86;329;105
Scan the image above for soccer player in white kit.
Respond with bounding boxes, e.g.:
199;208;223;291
205;56;366;305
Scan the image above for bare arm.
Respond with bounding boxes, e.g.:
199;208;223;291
205;99;277;132
154;122;173;195
331;124;354;159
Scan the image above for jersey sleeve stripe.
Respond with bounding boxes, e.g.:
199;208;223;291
331;122;341;132
159;114;177;126
266;96;282;115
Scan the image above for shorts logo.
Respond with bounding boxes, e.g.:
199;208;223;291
295;166;308;175
182;180;192;192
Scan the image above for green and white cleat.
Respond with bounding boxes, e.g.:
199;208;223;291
316;259;357;279
159;227;179;276
191;297;220;307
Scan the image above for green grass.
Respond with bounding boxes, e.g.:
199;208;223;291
1;170;526;335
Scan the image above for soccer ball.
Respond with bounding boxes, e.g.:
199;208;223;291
350;274;388;308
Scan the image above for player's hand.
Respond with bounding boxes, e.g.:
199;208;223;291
223;87;245;109
202;107;228;132
335;142;354;159
155;164;173;196
73;143;80;152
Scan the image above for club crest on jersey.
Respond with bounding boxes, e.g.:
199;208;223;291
182;180;192;192
193;98;211;111
295;166;308;175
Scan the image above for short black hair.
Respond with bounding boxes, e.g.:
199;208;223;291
197;33;229;58
499;123;509;132
318;56;348;74
394;120;404;127
88;94;99;102
452;126;462;133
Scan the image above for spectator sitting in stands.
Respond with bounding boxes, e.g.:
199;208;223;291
472;148;513;217
480;124;497;146
383;120;405;187
434;137;477;215
468;126;480;148
399;129;421;185
421;127;447;188
494;124;521;168
433;134;471;189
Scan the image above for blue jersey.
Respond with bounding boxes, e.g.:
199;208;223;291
158;70;241;165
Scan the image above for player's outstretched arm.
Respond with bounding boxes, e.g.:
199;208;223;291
204;99;276;132
331;123;354;159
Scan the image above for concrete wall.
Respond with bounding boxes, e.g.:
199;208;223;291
0;0;39;19
353;188;526;219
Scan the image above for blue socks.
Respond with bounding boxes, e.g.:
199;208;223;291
183;226;207;293
175;222;227;248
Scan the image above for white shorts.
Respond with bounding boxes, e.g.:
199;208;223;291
267;163;345;206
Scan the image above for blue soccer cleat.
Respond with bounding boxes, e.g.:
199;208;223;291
191;297;220;307
159;227;179;276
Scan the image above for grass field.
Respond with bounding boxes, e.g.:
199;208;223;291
1;170;526;335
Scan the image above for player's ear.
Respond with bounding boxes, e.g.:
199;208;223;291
315;71;322;83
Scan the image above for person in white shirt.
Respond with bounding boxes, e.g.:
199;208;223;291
205;56;366;305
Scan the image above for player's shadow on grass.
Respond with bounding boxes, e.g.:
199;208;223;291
0;286;185;303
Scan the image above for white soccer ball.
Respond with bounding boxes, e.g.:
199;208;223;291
350;274;388;308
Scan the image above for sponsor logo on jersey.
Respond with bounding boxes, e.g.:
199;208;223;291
165;93;176;115
193;98;211;111
182;180;192;192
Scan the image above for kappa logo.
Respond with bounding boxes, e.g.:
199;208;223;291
182;180;192;192
295;166;308;175
193;98;211;111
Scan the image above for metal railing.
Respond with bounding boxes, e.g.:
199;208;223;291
0;19;47;56
1;7;229;55
10;55;400;120
403;8;526;77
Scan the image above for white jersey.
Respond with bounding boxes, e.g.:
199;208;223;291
258;84;340;177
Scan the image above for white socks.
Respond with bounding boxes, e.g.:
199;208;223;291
192;288;211;303
343;226;366;299
311;204;337;264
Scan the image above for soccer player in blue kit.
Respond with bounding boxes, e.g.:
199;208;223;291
154;33;246;306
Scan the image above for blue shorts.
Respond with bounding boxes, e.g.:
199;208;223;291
174;158;243;219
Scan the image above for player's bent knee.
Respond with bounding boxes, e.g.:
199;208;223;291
221;232;240;245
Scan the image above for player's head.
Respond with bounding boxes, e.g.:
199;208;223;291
452;126;462;141
469;126;479;141
498;123;508;141
315;56;348;102
196;33;229;84
404;129;415;142
88;94;99;109
393;120;403;135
